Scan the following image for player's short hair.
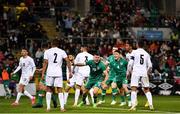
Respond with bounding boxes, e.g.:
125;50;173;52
21;47;29;52
114;49;122;54
21;47;30;55
126;40;133;47
92;51;101;56
81;44;88;48
81;44;88;50
51;39;59;47
137;40;144;48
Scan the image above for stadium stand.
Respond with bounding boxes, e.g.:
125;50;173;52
0;0;179;95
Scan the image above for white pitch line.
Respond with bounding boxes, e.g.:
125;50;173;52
85;106;161;112
0;107;179;114
77;106;179;114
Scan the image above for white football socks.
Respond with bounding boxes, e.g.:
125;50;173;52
46;92;52;110
145;91;153;106
58;93;65;110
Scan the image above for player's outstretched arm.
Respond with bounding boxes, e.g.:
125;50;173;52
11;66;21;76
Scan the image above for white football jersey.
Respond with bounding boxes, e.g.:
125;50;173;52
126;50;134;61
129;48;152;76
19;56;36;77
66;65;78;80
44;47;67;77
74;52;93;77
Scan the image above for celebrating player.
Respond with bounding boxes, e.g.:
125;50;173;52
75;51;108;108
98;47;119;105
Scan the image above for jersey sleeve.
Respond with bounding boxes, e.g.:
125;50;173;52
74;54;79;64
30;58;36;67
62;50;67;59
127;51;135;71
30;58;36;76
43;50;48;60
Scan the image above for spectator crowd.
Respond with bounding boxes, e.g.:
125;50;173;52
0;0;179;96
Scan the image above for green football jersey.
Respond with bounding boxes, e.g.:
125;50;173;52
11;73;19;82
86;60;106;81
111;58;128;80
108;55;116;78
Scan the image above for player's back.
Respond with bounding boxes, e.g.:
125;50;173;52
131;48;152;76
74;52;93;76
44;47;67;77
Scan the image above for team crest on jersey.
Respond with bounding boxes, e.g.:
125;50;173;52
92;68;97;71
117;65;120;69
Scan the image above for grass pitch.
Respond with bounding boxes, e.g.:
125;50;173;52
0;95;180;114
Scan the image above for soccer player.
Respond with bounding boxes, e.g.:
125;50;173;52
75;52;108;108
11;48;36;106
125;42;149;107
74;45;94;105
102;49;131;106
64;45;94;106
32;43;57;108
127;40;154;111
42;39;72;112
98;47;119;105
64;54;77;105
